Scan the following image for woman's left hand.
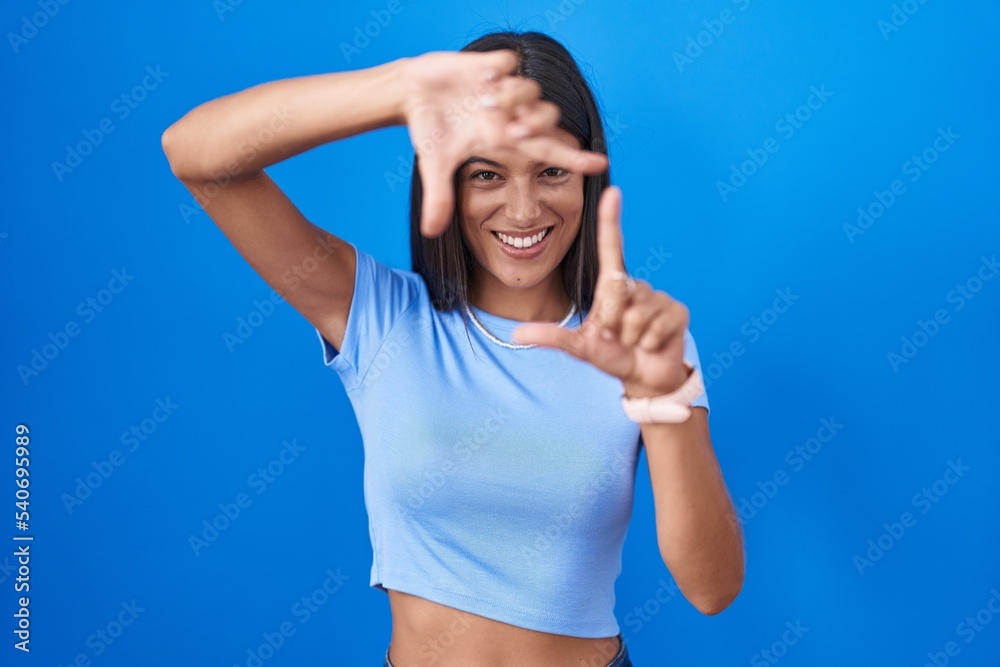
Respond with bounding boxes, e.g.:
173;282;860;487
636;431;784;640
512;186;692;399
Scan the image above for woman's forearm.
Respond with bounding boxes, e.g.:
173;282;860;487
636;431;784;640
162;57;409;181
644;411;745;614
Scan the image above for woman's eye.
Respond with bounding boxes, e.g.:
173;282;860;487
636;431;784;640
469;168;566;181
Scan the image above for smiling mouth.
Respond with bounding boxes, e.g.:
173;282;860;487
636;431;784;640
490;226;555;250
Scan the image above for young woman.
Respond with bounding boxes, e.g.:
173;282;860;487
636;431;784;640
162;29;743;667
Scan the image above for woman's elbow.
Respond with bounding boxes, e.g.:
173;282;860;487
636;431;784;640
160;122;200;181
694;587;741;616
692;569;744;616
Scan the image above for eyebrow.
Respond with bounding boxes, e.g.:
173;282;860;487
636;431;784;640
459;156;549;170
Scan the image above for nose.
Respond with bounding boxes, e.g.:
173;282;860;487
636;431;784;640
503;179;542;227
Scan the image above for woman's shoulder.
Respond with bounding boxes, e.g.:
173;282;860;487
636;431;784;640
351;243;429;291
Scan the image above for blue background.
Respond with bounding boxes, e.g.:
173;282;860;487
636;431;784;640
4;0;999;665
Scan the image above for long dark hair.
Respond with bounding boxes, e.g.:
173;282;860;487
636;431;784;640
408;30;611;331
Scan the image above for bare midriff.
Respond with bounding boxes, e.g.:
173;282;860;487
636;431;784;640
386;589;622;667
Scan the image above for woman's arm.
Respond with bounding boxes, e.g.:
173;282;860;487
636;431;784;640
161;60;410;350
161;60;407;181
509;186;744;614
642;409;745;615
160;52;604;347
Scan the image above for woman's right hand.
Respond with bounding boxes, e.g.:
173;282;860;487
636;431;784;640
397;49;609;238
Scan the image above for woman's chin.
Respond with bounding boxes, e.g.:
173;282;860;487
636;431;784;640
495;268;551;289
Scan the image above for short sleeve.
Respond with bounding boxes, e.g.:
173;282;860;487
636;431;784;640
313;242;421;390
683;327;710;415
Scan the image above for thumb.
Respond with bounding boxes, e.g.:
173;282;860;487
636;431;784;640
511;323;584;355
418;154;455;238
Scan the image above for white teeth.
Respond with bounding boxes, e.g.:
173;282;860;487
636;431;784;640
497;228;549;249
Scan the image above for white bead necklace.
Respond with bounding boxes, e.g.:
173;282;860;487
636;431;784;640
464;302;578;350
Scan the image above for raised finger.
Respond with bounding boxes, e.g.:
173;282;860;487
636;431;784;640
589;186;630;331
511;133;609;174
596;185;626;277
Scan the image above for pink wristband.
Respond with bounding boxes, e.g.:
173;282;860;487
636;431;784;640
620;361;705;424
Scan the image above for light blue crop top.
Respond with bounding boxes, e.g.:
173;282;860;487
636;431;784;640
314;243;710;638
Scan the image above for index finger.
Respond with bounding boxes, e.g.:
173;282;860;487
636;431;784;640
511;134;609;175
587;185;630;331
596;185;626;276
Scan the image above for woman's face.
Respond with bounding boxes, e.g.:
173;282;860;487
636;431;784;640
457;128;586;292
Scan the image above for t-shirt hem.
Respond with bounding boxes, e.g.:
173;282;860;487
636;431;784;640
372;573;621;638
